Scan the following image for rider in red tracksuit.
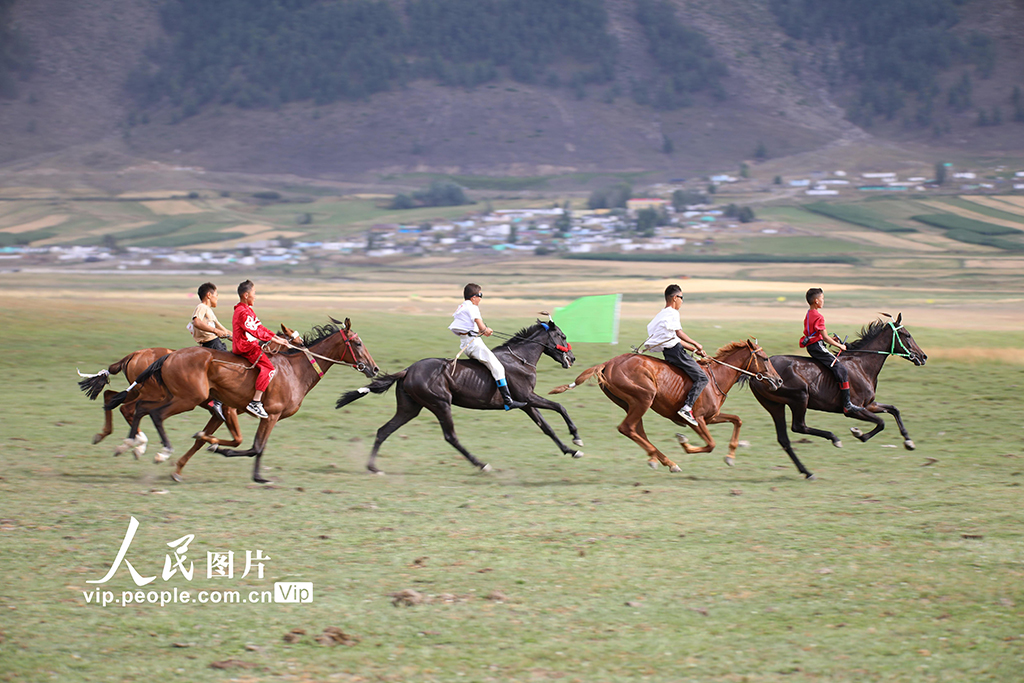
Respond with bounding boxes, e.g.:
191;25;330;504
232;280;293;419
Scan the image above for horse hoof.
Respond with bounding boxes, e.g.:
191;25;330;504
571;450;584;459
91;433;104;445
572;438;584;447
375;470;386;476
723;456;735;467
850;427;864;439
191;431;206;440
806;473;817;481
904;439;916;451
832;440;843;448
206;444;219;453
253;478;271;484
481;464;492;472
170;472;183;483
669;464;682;473
112;444;129;457
154;450;172;464
648;460;659;470
675;433;689;445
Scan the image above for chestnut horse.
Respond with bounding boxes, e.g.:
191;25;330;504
78;347;244;460
749;314;927;480
550;340;782;472
108;318;378;483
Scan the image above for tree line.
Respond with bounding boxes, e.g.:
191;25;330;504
124;0;728;120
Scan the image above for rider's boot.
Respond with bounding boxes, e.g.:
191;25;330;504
497;379;527;410
840;386;855;413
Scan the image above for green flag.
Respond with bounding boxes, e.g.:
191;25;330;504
553;294;621;344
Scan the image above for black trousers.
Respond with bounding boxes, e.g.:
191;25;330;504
201;338;227;352
806;341;849;387
662;344;708;407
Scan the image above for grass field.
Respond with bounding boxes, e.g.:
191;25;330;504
2;286;1023;682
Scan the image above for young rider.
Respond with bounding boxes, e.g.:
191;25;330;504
801;287;854;413
232;280;295;419
449;283;527;410
646;284;708;425
190;281;231;420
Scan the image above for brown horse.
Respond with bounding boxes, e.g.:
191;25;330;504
550;340;782;472
108;318;378;483
78;347;244;460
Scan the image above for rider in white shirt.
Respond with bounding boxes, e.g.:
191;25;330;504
645;284;708;425
449;283;527;410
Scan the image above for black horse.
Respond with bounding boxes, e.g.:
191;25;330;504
750;314;927;479
336;320;582;473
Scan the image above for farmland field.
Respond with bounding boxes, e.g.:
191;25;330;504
1;274;1023;682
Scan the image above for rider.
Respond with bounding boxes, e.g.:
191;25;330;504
800;287;854;413
645;284;708;426
232;280;294;419
449;283;527;410
190;281;231;420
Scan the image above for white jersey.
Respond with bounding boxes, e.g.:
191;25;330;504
646;307;682;351
449;300;481;335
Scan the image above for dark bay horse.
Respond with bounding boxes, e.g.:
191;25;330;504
335;320;579;474
550;340;782;472
749;314;927;480
79;347;245;460
108;318;378;483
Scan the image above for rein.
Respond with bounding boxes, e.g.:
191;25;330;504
838;322;916;360
707;352;773;383
490;325;573;355
211;332;368;374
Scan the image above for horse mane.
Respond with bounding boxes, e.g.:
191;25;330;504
698;341;748;365
847;318;889;350
282;322;342;354
494;322;551;350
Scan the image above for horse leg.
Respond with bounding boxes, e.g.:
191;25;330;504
790;401;842;448
675;417;716;455
522;393;584;447
195;409;243;447
613;395;679;472
113;405;149;459
424;402;490;471
751;390;815;480
366;398;423;475
249;416;280;484
868;402;915;449
846;406;886;443
94;389;118;444
172;414;226;482
707;412;741;467
521;405;583;459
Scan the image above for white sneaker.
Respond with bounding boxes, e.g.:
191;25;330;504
677;406;698;426
246;401;269;419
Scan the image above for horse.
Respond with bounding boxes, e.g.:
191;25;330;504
549;340;782;472
335;320;580;474
107;318;378;483
749;313;927;480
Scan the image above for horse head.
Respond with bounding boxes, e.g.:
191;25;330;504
892;313;927;366
745;339;784;390
325;316;379;377
539;319;575;369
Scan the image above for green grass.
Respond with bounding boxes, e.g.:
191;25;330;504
130;231;248;248
3;293;1022;681
0;228;56;246
111;217;198;241
803;202;917;233
943;230;1024;251
939;197;1024;225
911;214;1022;236
564;252;860;264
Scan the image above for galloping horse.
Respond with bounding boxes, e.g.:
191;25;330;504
335;320;579;474
550;340;782;472
749;314;927;480
108;318;378;483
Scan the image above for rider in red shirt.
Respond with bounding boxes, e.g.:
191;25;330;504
801;287;854;413
232;279;294;419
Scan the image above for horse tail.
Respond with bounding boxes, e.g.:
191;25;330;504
103;354;170;411
336;371;407;409
77;352;138;400
549;362;606;394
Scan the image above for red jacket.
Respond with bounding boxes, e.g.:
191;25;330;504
232;302;275;355
800;308;826;348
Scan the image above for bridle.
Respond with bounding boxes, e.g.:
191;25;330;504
275;329;370;375
841;321;919;361
706;344;781;388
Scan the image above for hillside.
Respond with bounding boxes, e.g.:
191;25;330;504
1;0;1023;180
